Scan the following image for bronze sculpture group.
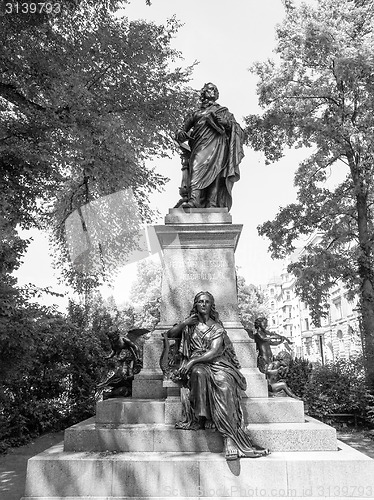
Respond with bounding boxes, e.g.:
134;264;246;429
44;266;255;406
253;317;299;399
98;83;299;461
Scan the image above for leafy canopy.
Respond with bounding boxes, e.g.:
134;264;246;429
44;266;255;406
245;0;374;324
0;0;195;293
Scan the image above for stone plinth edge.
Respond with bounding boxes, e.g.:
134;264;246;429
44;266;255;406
165;207;232;225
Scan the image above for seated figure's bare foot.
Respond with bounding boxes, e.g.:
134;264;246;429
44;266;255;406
224;437;239;461
189;418;205;430
239;445;271;458
175;421;193;430
224;437;270;460
175;417;206;430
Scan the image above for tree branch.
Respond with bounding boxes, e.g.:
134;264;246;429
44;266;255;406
0;82;45;113
273;94;340;107
86;64;112;91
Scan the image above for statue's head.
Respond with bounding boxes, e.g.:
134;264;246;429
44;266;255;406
275;351;292;365
190;291;219;322
200;82;219;102
254;317;267;329
108;325;120;341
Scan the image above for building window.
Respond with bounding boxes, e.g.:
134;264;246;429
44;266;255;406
286;291;291;301
270;288;274;296
304;318;309;331
336;329;345;357
334;300;342;320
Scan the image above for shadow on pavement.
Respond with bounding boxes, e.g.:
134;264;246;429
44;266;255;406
0;431;64;500
0;428;374;500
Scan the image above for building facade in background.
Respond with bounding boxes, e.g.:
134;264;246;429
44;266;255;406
262;235;362;364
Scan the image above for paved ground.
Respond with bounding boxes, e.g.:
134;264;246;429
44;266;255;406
337;428;374;459
0;428;374;500
0;431;64;500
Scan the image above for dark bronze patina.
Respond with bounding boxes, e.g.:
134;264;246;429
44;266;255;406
253;317;293;373
164;291;270;461
96;326;149;400
252;317;299;399
175;83;244;210
267;351;300;399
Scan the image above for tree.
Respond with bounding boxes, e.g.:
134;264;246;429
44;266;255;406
130;259;162;305
126;258;162;329
236;274;269;330
0;0;195;295
244;0;374;388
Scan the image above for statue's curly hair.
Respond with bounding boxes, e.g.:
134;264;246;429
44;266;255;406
200;82;219;102
254;317;267;329
190;291;221;323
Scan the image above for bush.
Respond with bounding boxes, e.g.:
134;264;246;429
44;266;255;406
285;357;313;399
0;299;110;453
284;356;374;427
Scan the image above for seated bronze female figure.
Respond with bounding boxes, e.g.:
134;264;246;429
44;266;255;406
166;291;270;461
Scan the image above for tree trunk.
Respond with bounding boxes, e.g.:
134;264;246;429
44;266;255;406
355;187;374;391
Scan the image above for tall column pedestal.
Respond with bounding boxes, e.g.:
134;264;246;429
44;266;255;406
133;208;268;400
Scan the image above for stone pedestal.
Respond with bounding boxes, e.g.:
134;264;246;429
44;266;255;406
133;208;267;400
156;208;243;327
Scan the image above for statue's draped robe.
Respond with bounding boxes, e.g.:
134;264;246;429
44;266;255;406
180;322;256;454
182;103;244;210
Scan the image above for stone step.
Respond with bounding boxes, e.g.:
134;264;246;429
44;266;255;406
23;497;367;500
96;398;165;425
239;369;268;397
245;417;337;452
64;416;337;453
96;396;305;426
132;370;166;399
23;441;374;499
241;397;305;423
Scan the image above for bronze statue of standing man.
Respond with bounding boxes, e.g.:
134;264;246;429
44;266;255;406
175;83;244;210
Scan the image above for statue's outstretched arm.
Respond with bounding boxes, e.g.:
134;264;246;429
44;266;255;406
268;338;284;346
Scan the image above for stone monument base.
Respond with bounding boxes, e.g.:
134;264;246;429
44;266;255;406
23;435;374;500
21;209;374;498
22;398;374;500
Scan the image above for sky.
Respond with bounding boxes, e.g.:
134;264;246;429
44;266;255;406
15;0;304;310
